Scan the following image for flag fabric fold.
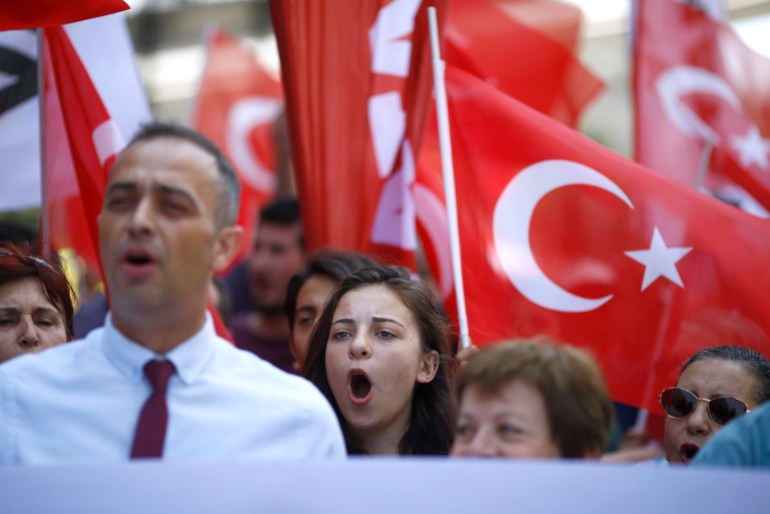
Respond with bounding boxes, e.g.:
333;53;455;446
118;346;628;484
0;0;129;31
42;25;122;268
446;65;770;411
42;22;233;341
445;0;603;127
416;0;603;305
270;0;446;268
40;15;151;268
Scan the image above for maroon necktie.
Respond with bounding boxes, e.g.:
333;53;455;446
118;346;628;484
130;359;175;459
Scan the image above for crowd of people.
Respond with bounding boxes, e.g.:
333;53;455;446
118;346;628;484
0;123;767;469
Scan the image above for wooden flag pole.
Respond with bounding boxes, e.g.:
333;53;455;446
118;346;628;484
427;7;470;350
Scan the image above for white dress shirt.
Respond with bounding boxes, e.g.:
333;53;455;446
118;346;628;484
0;314;345;465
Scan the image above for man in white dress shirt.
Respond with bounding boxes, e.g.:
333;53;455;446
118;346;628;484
0;123;345;465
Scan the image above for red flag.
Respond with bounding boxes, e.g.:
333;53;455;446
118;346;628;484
42;16;151;270
43;26;122;270
634;0;770;211
446;65;770;411
445;0;603;127
0;0;129;30
190;27;283;262
271;0;446;267
416;0;603;305
43;26;234;341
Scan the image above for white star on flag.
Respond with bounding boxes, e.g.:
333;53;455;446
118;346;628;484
625;227;692;291
729;125;770;170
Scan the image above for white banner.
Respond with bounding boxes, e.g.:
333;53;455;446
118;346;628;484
0;458;767;514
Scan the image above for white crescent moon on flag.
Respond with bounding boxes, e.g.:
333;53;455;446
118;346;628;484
226;97;282;193
493;160;633;313
655;65;741;142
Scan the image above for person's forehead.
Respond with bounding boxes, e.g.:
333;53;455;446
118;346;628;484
0;276;57;307
336;285;414;322
110;137;219;184
256;222;301;243
678;358;755;396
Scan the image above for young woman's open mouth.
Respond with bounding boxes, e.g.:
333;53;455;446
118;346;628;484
348;369;373;405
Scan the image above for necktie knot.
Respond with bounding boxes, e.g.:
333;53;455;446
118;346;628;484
131;359;176;459
143;359;175;394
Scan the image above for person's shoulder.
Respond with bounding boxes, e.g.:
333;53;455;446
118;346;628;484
693;401;770;467
0;331;101;378
210;340;328;402
229;312;250;331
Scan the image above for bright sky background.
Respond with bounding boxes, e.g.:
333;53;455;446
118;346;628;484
562;0;770;57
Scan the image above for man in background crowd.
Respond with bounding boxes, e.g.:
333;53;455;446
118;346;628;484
230;197;304;373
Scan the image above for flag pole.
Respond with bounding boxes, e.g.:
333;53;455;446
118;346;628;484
427;7;470;350
37;28;50;257
694;133;714;191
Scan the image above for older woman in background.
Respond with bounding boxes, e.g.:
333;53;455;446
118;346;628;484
451;339;613;459
660;345;770;464
0;245;74;363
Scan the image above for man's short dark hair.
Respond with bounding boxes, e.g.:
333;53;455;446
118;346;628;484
126;122;241;227
260;196;300;225
259;196;303;247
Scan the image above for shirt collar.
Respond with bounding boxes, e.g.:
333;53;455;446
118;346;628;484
101;312;217;386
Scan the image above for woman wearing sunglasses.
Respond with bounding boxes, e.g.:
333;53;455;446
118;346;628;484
660;345;770;465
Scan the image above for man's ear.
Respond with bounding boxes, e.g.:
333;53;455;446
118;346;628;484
212;225;243;272
416;350;440;384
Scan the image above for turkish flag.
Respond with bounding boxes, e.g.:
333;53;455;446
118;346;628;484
634;0;770;211
445;0;603;127
41;15;151;270
0;0;129;30
43;26;234;341
416;0;602;305
190;27;283;264
271;0;446;267
42;26;123;274
446;66;770;411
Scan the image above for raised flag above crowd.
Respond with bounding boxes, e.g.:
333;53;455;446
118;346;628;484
190;27;284;262
40;15;151;269
41;19;233;340
444;0;603;127
634;0;770;212
42;25;126;275
444;65;770;412
270;0;447;269
417;0;603;303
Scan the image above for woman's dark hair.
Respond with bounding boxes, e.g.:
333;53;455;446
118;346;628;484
302;265;455;455
284;249;377;332
680;345;770;405
0;244;75;339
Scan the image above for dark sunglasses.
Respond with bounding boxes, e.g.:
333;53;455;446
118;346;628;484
659;387;750;426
